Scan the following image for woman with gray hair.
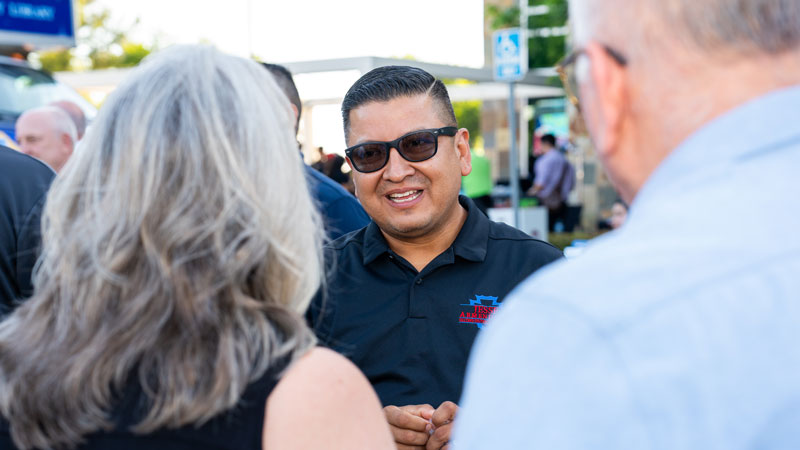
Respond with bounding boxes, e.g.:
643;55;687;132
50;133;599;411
0;45;392;450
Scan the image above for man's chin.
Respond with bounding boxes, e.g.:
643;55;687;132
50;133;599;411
379;219;433;240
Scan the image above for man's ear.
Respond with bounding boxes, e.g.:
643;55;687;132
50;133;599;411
455;128;472;176
61;133;74;149
582;41;627;158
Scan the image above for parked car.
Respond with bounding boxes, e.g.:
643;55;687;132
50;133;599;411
0;55;96;147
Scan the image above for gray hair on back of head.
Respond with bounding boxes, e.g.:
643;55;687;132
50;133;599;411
660;0;800;54
572;0;800;56
0;44;323;449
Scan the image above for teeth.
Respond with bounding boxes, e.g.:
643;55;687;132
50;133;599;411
388;190;421;203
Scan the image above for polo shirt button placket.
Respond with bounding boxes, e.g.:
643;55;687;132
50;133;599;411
415;278;422;285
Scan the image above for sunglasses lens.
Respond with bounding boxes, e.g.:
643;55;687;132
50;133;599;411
350;143;387;172
398;131;437;161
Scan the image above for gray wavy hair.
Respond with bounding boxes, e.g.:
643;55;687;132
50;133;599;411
0;45;323;449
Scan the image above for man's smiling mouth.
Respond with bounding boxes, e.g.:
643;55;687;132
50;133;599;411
387;190;422;203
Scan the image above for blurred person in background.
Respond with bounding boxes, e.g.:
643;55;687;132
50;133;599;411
526;133;575;231
598;200;628;231
261;63;369;240
311;146;328;172
609;200;628;229
0;146;53;318
50;100;87;141
308;65;562;450
457;0;800;448
14;106;77;173
0;45;392;450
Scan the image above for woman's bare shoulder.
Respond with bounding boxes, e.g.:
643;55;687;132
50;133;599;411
262;347;393;450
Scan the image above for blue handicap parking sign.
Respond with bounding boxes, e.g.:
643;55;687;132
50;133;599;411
493;28;527;81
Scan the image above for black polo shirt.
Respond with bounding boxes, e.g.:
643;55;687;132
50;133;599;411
0;146;54;317
309;195;563;407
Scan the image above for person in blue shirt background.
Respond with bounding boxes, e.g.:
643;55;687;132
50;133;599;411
261;63;369;240
457;0;800;448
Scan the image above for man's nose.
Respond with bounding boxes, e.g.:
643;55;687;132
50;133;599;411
382;147;415;182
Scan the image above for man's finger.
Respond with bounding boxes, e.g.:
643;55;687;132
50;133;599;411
426;422;452;450
384;405;433;432
390;425;430;446
396;445;425;450
401;403;435;420
431;401;458;428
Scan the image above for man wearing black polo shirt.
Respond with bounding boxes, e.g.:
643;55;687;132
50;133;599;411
0;146;54;318
308;66;563;449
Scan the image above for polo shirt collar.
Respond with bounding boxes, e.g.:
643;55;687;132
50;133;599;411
451;195;489;262
361;195;490;266
362;221;390;265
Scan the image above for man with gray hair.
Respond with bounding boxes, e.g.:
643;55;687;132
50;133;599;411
50;100;87;141
457;0;800;448
15;106;77;172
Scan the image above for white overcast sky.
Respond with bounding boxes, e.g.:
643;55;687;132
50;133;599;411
92;0;485;152
96;0;486;67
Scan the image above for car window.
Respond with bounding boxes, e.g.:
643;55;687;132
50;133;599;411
0;64;96;119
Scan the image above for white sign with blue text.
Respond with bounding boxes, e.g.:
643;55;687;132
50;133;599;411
492;28;527;82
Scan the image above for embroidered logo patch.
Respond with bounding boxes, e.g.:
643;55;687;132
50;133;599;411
458;295;500;329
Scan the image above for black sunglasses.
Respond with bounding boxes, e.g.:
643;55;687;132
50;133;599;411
344;127;458;173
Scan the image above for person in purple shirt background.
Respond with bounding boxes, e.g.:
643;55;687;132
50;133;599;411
527;133;575;231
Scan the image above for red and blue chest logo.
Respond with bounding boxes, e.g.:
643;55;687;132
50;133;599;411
458;295;500;329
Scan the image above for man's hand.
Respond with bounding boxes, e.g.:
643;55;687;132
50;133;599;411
427;401;458;450
384;404;435;449
383;402;459;450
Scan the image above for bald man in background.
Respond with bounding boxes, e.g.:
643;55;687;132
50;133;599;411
15;106;77;172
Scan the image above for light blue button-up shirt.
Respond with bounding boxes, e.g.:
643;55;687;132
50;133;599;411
455;86;800;449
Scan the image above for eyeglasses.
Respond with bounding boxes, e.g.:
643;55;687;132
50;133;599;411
557;45;628;109
344;127;458;173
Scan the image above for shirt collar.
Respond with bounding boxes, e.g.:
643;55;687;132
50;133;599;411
451;195;490;262
361;195;490;266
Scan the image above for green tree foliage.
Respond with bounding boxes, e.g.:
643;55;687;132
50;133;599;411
37;48;72;72
453;100;482;146
443;79;482;145
34;0;152;72
527;0;568;68
486;4;520;28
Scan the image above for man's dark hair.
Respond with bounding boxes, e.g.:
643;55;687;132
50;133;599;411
261;63;302;132
341;66;457;140
541;134;557;147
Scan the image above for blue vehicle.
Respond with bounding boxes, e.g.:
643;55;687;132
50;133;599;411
1;0;94;147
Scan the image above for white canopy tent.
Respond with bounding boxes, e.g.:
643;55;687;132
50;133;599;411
56;56;564;164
